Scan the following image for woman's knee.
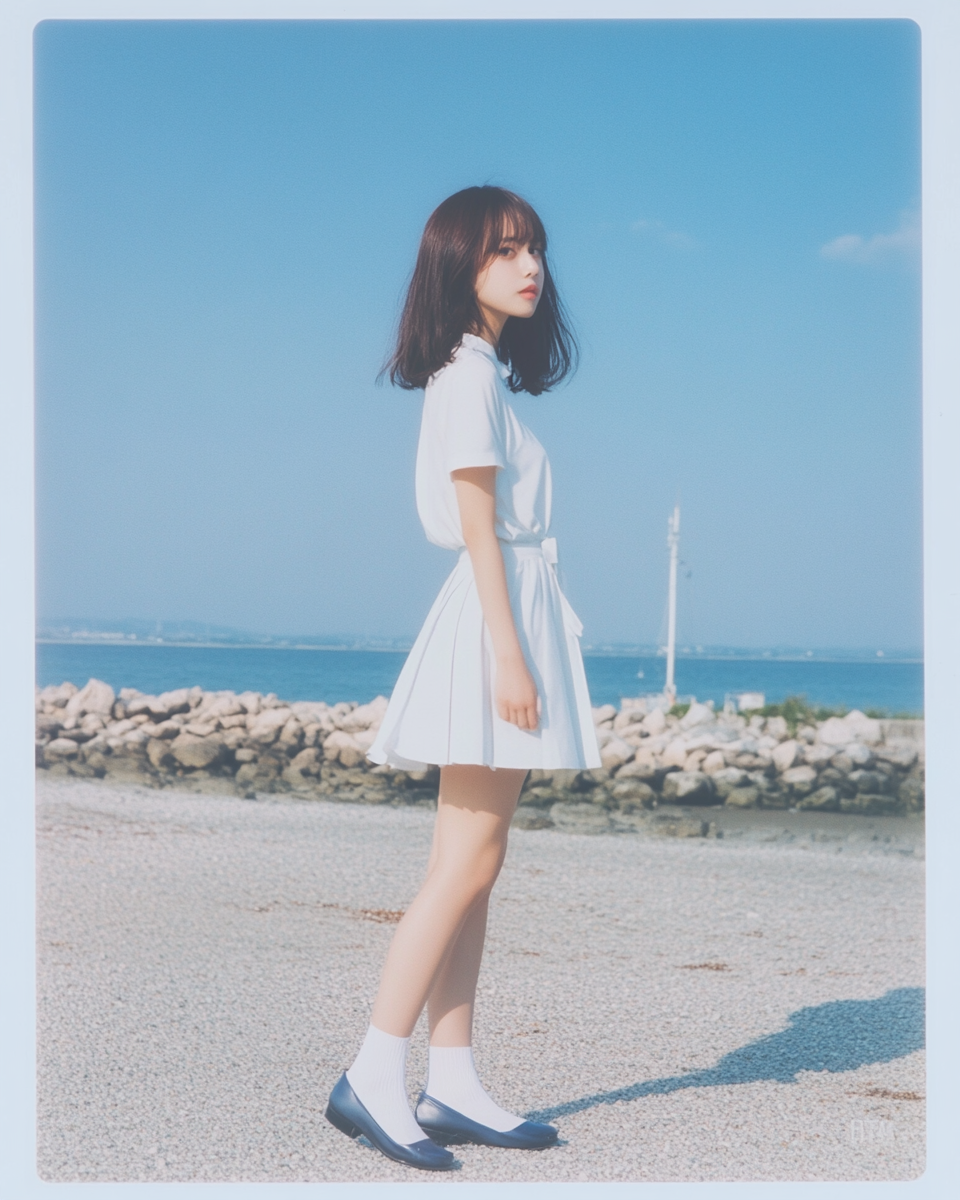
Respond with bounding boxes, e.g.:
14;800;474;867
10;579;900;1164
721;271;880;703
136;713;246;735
431;845;503;907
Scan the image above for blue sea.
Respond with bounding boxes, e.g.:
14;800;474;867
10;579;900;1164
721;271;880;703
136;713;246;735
36;643;924;716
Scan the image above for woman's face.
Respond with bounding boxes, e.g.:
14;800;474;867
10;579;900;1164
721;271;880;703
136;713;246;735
474;229;543;337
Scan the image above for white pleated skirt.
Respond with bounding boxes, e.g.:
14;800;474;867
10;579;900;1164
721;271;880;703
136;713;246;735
367;539;601;771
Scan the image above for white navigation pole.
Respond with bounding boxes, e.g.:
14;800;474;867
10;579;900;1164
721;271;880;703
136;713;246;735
664;505;680;706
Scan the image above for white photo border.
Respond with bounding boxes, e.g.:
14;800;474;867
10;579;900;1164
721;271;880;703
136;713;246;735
2;3;956;1198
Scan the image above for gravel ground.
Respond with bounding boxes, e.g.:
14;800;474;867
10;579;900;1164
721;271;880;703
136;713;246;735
36;776;925;1184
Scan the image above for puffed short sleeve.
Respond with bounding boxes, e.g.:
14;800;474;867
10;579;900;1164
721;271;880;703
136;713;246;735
442;357;507;475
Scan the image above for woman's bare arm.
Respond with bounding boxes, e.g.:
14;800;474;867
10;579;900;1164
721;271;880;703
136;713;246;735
452;466;539;730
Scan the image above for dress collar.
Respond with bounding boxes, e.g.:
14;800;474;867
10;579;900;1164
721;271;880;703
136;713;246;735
459;332;512;379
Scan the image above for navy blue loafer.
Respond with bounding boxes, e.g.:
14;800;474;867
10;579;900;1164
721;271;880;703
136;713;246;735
415;1092;559;1149
325;1073;456;1171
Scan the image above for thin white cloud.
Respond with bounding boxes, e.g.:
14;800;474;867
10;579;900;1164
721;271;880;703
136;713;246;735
629;217;698;251
819;210;920;264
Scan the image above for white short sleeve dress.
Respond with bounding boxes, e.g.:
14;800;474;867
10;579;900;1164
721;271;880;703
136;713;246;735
367;333;601;772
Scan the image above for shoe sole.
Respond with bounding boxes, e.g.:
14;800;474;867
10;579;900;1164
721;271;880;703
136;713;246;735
417;1121;557;1150
325;1102;456;1171
416;1127;467;1146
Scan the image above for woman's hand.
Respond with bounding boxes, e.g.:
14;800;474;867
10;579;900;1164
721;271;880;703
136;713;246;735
495;653;540;731
452;466;540;731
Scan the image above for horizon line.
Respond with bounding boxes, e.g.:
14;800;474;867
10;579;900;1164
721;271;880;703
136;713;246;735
35;637;924;664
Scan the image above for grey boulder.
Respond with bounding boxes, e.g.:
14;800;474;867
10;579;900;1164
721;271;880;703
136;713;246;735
608;778;656;811
711;767;751;798
724;786;760;809
781;765;817;797
848;769;890;795
796;786;840;812
898;777;924;811
661;770;717;806
170;734;225;770
45;737;80;759
64;678;116;720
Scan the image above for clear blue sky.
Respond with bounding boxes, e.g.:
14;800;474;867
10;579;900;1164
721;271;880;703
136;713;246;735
34;18;922;651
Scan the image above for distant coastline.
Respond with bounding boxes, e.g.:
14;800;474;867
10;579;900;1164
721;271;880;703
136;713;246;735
36;625;923;665
36;639;414;653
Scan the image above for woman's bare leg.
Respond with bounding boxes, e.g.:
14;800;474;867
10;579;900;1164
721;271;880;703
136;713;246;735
414;772;532;1132
369;764;525;1037
427;896;491;1046
341;765;524;1147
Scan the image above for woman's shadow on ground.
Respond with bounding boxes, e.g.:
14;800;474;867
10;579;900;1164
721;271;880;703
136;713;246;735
526;987;925;1122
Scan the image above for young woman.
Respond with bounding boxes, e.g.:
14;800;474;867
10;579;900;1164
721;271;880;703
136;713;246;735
325;186;601;1171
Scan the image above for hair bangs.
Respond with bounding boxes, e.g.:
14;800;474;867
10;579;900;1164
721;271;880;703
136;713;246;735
481;195;546;265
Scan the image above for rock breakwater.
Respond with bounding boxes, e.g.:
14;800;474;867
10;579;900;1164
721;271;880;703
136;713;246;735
36;681;924;830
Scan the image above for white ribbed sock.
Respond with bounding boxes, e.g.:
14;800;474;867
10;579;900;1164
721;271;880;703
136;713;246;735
426;1045;523;1132
345;1025;425;1146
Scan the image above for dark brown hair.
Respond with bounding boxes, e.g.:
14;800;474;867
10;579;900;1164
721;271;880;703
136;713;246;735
385;186;578;395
